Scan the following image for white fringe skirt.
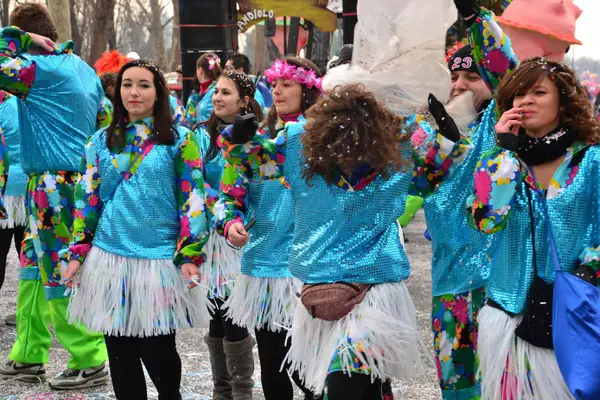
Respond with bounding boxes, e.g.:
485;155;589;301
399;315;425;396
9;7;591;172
224;274;302;333
0;195;26;229
200;229;242;301
284;281;423;394
478;305;573;400
68;246;211;337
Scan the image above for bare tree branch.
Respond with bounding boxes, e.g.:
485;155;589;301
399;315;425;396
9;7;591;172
135;0;151;19
161;15;174;29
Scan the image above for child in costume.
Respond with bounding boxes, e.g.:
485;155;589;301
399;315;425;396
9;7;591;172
217;1;459;396
62;59;210;399
214;57;324;400
407;1;518;397
195;70;262;400
183;53;223;129
468;58;600;400
0;92;26;295
0;4;109;389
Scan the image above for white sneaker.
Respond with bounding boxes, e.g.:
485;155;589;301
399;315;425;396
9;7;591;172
48;363;109;390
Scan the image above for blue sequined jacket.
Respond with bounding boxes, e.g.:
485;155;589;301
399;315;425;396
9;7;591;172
468;141;600;314
0;27;105;174
219;120;413;284
408;8;518;296
0;93;27;197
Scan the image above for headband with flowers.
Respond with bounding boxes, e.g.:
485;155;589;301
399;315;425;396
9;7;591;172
208;56;221;71
264;59;323;93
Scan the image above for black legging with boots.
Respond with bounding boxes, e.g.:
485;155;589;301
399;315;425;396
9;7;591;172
209;298;248;342
104;333;182;400
0;226;25;291
326;372;394;400
255;328;323;400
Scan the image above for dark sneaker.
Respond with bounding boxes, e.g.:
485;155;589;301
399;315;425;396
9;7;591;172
4;314;16;326
48;363;109;390
0;360;46;382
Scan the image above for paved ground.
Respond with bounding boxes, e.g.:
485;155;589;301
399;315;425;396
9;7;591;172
0;210;441;399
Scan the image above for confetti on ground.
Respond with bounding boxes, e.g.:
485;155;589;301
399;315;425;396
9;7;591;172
0;212;440;399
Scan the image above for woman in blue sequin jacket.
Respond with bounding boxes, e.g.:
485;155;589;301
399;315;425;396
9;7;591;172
218;83;423;399
468;58;600;400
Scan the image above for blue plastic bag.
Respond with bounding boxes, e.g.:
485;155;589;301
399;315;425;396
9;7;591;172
552;270;600;399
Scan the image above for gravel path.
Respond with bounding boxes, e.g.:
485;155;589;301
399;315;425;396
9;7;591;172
0;210;441;399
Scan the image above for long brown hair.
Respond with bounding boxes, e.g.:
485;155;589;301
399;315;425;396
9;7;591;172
497;58;600;143
266;57;322;137
202;71;264;162
301;84;408;185
107;60;174;150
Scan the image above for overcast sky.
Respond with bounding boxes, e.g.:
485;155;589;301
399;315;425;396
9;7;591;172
568;0;598;60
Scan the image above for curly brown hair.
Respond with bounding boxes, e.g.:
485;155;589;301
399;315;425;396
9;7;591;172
497;58;600;143
10;3;58;42
301;84;408;185
266;57;322;137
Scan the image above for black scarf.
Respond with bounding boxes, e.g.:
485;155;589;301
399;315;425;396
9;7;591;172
517;125;578;166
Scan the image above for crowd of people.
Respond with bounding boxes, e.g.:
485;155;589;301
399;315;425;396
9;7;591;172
0;0;598;399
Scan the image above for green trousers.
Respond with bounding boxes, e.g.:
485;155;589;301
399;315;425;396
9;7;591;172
398;195;424;228
9;279;107;369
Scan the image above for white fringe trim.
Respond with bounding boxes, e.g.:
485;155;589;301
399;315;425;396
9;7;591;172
478;305;573;400
200;229;242;300
0;196;26;229
223;274;301;332
284;282;423;394
68;246;211;337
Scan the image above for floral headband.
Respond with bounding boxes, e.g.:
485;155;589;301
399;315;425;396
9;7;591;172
264;59;323;93
208;56;221;71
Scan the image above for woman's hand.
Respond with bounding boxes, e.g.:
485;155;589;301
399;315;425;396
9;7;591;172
182;263;200;289
63;260;81;288
227;222;249;247
496;107;523;135
28;32;55;52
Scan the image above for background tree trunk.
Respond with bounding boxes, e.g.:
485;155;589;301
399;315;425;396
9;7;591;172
89;0;116;65
47;0;72;42
69;5;82;54
108;2;117;50
148;0;167;70
0;0;10;28
169;0;181;71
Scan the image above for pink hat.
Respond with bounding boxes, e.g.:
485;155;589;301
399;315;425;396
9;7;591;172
498;0;582;45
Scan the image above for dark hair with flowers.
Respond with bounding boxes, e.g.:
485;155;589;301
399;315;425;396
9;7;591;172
266;57;323;136
193;52;223;90
107;59;174;150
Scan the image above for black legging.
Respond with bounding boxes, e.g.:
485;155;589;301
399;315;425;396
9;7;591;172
326;372;393;400
255;328;322;400
0;226;25;291
104;333;182;400
208;298;249;342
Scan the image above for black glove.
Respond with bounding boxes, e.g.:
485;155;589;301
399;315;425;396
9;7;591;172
428;94;460;143
230;113;259;144
454;0;480;26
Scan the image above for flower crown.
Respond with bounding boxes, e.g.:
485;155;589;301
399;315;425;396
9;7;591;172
264;59;323;93
208;56;221;71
